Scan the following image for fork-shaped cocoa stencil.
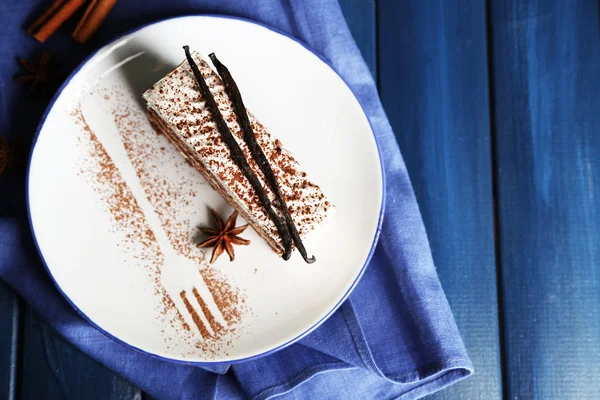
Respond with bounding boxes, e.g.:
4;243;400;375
97;118;226;340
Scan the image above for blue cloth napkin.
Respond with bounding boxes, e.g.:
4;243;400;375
0;0;472;398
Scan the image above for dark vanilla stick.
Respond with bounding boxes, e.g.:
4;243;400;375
183;46;294;260
209;53;315;264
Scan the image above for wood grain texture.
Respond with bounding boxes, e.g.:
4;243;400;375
0;281;19;400
377;1;502;399
489;1;600;398
337;0;377;77
19;309;141;400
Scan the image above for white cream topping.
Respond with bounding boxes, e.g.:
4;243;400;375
143;53;333;248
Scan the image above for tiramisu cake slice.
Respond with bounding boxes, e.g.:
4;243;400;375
142;47;333;262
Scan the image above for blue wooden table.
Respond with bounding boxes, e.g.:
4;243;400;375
1;1;599;399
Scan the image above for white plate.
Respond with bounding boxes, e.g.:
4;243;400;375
27;15;384;364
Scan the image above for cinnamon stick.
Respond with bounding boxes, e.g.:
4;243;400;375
72;0;118;44
27;0;87;43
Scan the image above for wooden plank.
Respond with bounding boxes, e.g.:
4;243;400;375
0;281;19;400
489;1;600;398
20;308;141;400
377;1;502;398
337;0;377;77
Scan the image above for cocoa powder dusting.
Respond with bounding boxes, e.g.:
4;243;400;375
193;287;224;334
202;267;243;324
72;108;199;348
180;290;212;338
145;54;332;246
73;89;248;359
72;109;163;277
162;288;190;332
108;86;247;330
111;96;204;264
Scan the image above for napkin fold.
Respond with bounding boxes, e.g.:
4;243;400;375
0;0;472;399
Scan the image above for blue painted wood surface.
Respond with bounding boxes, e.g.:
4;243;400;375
3;0;600;399
338;0;377;77
375;1;502;399
489;1;600;398
0;282;18;400
20;309;141;400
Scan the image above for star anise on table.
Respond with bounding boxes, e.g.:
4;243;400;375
197;209;251;263
13;51;61;96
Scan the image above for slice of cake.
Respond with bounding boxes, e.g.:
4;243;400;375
142;49;333;261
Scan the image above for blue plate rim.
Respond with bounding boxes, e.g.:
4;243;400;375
26;13;387;366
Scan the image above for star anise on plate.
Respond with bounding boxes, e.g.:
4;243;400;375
13;51;61;96
197;209;251;263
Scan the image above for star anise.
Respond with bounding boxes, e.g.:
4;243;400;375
14;51;61;96
0;136;13;175
197;209;251;263
198;209;250;264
